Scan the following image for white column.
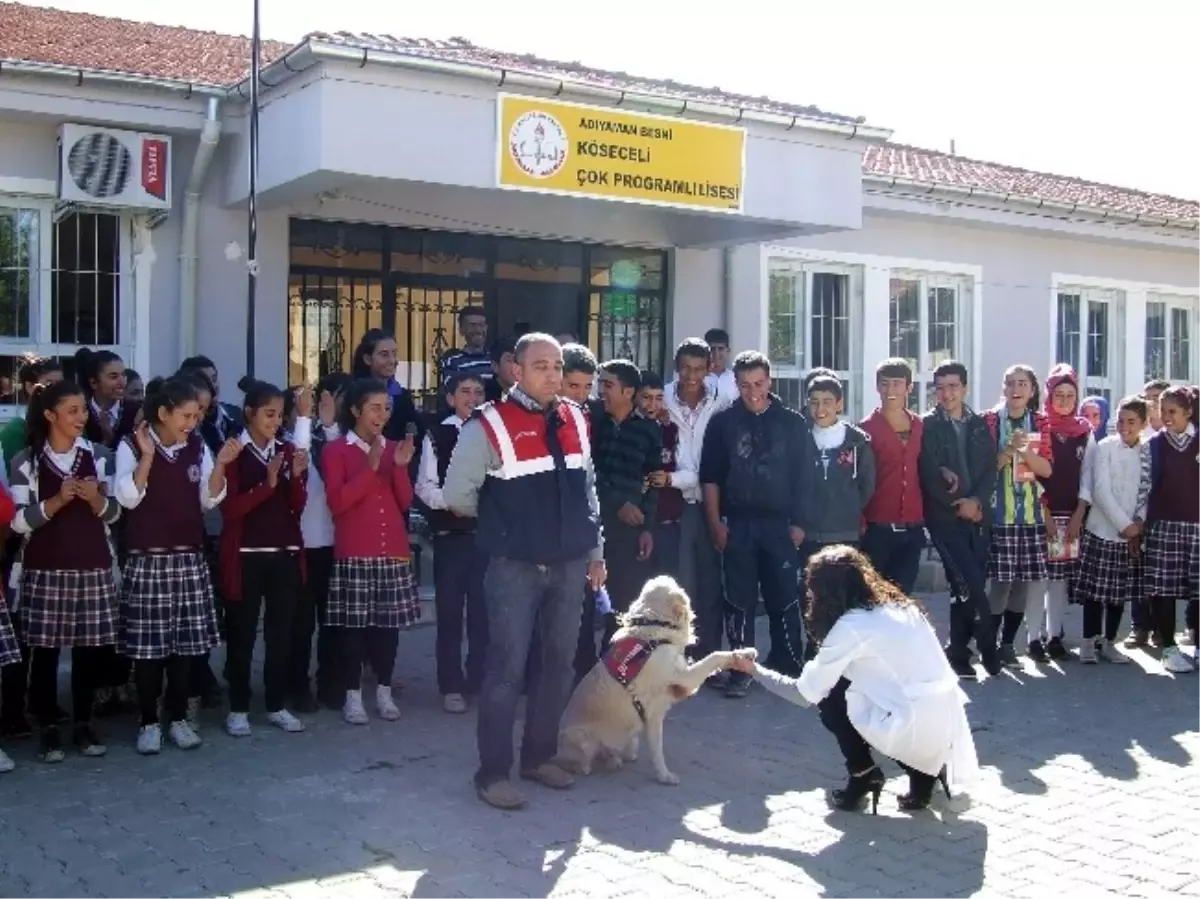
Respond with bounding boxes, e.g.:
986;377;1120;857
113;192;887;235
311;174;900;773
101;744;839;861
1124;288;1147;399
859;266;891;417
130;216;155;379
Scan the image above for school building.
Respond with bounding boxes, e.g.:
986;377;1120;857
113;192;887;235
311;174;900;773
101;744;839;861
1;2;1197;420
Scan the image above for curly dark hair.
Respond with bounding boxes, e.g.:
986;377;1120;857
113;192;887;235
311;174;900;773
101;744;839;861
803;544;926;646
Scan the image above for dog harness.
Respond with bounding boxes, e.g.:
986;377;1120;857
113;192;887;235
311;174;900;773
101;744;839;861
601;617;678;721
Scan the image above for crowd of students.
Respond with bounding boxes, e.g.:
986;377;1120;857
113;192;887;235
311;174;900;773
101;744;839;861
0;313;1195;777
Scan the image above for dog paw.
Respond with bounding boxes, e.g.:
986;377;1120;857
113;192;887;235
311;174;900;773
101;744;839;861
655;770;680;786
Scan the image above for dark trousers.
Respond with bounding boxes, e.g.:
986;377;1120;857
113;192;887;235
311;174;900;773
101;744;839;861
135;656;192;726
434;533;489;696
476;555;588;787
574;586;597;682
928;520;999;668
339;627;399;690
291;546;335;698
225;552;301;714
1130;597;1150;634
29;645;106;726
860;523;926;595
98;645;133;691
1;627;30;723
1151;598;1198;650
600;517;650;650
678;503;725;658
723;515;804;676
1082;602;1125;641
193;534;223;699
653;521;682;580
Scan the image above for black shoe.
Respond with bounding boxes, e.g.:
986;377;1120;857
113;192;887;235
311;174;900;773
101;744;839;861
724;672;751;699
948;656;977;681
1027;639;1048;663
39;726;66;764
981;654;1004;678
0;712;33;740
94;688;132;719
898;768;951;811
830;765;885;815
704;670;730;691
290;690;318;714
1045;636;1069;661
317;686;344;710
72;722;107;757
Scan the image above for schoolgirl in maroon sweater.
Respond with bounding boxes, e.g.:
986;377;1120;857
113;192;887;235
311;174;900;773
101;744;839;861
219;379;312;737
320;379;418;726
1143;385;1200;674
115;376;240;755
9;382;122;763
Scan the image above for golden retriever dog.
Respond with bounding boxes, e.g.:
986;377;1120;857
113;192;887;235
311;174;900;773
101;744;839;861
555;575;755;785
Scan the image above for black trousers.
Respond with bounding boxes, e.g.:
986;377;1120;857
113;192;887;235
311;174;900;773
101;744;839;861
723;516;804;676
433;534;488;696
135;656;192;726
1130;597;1150;633
860;524;926;595
1082;602;1125;641
339;628;399;691
1153;598;1197;650
225;552;301;714
600;517;651;651
928;520;999;668
29;645;106;727
819;678;935;792
291;546;335;697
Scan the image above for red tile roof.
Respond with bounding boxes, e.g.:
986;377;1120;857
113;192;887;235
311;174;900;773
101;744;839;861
864;144;1198;226
0;1;289;86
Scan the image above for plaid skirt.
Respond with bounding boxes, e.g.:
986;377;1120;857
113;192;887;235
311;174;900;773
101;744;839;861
1074;532;1143;605
119;552;220;660
19;568;119;649
0;594;20;667
1045;514;1080;582
1144;520;1200;600
988;523;1049;583
326;558;420;630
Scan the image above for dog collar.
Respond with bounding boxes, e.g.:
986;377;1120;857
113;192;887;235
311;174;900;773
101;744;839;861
624;616;678;630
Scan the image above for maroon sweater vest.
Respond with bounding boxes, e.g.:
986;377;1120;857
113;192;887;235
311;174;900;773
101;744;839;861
1042;431;1091;515
123;435;206;551
1148;435;1200;524
236;443;304;549
426;423;475;535
23;448;113;570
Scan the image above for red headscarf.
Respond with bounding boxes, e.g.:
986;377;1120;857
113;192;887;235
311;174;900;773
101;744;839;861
1043;363;1092;438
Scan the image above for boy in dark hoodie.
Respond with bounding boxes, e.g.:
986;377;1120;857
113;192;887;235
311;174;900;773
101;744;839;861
797;376;876;570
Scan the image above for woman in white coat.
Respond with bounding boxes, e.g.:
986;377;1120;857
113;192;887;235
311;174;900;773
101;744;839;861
734;545;980;814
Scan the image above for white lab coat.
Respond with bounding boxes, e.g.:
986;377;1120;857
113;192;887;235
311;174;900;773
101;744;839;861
797;604;981;787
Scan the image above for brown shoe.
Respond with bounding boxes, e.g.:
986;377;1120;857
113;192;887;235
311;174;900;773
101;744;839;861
475;779;528;810
519;761;576;790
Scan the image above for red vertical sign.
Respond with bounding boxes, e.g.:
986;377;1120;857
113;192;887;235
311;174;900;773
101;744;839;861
141;138;167;200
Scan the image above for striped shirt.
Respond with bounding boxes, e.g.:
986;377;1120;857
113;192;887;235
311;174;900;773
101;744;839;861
590;401;662;527
439;347;494;390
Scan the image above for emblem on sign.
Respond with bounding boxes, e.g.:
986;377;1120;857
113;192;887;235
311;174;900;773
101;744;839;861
509;111;568;179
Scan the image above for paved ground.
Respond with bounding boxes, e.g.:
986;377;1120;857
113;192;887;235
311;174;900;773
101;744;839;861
0;595;1197;899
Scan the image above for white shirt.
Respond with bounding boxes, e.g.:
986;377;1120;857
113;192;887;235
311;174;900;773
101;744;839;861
90;397;120;428
796;604;980;787
415;415;467;511
704;369;737;405
663;382;733;503
114;428;226;511
300;424;340;549
10;437;115;536
1085;435;1150;541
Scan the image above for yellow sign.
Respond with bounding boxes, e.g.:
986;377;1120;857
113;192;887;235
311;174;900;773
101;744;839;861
496;94;746;213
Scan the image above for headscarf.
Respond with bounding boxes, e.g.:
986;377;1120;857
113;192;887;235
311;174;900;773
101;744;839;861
1079;395;1109;440
1043;363;1092;439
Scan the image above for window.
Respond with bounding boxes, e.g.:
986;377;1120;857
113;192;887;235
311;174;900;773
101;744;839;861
1146;294;1197;385
1056;287;1121;405
889;273;967;413
767;258;861;413
1;199;127;411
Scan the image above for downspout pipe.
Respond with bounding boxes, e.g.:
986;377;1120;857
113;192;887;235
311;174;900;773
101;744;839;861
178;97;222;360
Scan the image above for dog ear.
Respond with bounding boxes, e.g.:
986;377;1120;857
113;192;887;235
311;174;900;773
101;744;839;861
670;591;689;622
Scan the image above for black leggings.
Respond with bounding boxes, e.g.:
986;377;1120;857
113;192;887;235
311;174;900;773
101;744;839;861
1152;597;1196;650
1082;602;1125;641
29;645;107;727
134;656;192;726
338;628;399;691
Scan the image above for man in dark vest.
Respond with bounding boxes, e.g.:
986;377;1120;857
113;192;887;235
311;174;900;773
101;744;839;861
444;333;605;811
414;372;489;715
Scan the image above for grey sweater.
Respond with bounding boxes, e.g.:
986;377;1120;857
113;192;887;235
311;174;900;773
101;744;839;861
799;423;877;543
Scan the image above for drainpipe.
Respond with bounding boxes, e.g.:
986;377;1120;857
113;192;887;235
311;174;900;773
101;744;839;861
178;97;223;360
721;246;734;334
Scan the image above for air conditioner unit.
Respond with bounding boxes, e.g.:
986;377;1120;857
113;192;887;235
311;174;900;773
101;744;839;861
58;124;172;210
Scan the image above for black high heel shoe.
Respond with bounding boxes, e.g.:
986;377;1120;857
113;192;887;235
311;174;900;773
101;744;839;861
830;766;886;815
898;767;951;811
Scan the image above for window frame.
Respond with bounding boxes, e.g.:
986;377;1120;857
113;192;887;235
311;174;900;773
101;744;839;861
1051;283;1123;407
0;195;133;414
888;270;971;414
1145;292;1198;386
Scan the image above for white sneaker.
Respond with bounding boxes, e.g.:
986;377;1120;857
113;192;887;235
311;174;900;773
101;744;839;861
168;720;202;750
375;685;401;721
443;693;468;714
342;689;369;725
266;709;305;733
1080;639;1099;664
225;712;252;738
186;697;202;731
137;723;162;755
1162;646;1196;674
1098;640;1130;664
0;747;14;772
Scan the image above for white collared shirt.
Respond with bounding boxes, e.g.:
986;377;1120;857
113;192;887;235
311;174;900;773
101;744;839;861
415;414;467;511
90;397;120;428
300;424;340;549
346;431;377;454
114;427;225;511
239;430;277;465
664;380;733;503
